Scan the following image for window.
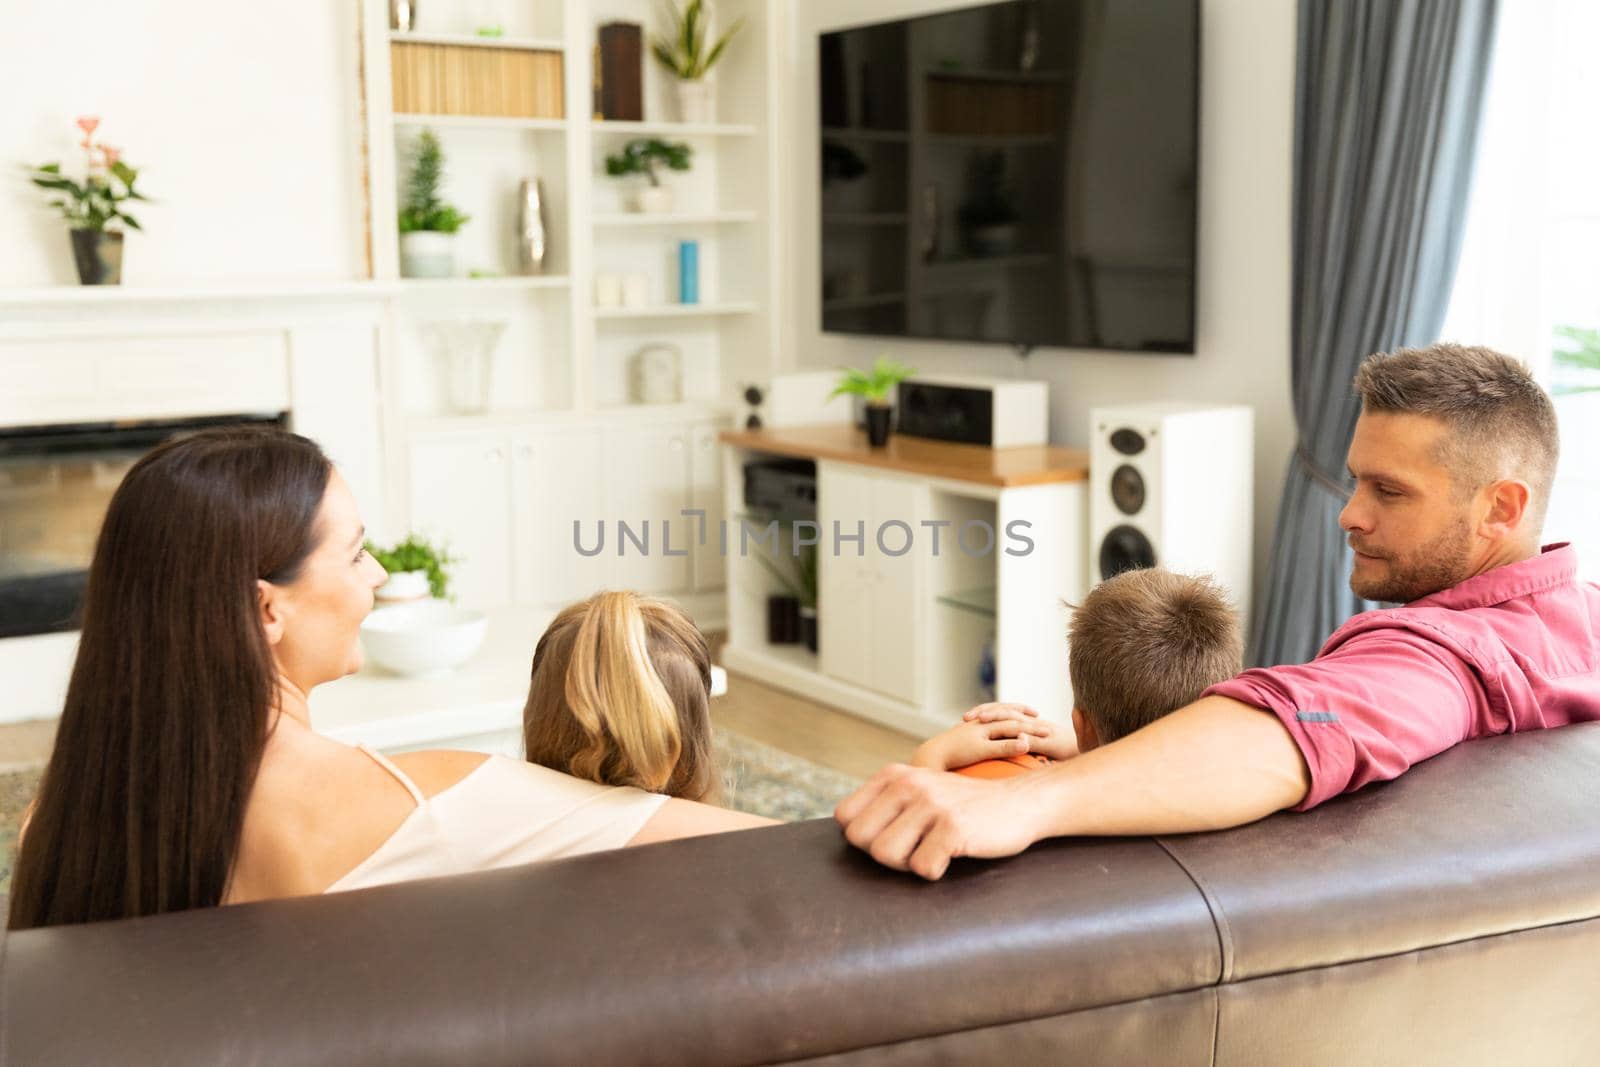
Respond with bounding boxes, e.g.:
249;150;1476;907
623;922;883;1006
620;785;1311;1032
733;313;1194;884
1441;0;1600;578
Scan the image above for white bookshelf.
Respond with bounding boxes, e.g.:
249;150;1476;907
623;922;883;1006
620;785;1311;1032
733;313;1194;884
356;0;779;626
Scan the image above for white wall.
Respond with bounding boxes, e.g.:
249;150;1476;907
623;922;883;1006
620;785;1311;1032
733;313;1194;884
0;0;365;286
781;0;1297;602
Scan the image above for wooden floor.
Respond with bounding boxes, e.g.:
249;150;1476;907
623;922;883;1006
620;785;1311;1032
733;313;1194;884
710;665;917;781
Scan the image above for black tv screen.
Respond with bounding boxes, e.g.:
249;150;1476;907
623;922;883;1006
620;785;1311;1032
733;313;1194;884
819;0;1199;353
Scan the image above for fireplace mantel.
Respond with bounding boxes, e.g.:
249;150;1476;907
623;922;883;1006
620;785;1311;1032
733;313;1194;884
0;281;393;723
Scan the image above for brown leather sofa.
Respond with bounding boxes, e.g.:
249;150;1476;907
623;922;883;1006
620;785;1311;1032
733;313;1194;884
6;723;1600;1066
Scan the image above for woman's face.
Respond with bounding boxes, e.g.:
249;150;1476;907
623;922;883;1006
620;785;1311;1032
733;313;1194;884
261;470;388;693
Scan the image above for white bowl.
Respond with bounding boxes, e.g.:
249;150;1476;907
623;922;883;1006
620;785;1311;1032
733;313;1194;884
360;600;488;678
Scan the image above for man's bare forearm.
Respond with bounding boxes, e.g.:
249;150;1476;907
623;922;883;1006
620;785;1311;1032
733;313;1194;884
1017;696;1312;840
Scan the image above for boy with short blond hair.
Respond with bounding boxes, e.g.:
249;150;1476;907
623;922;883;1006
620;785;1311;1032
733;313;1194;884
913;568;1243;773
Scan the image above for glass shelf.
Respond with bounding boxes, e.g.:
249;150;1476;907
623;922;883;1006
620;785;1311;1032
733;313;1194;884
936;586;997;618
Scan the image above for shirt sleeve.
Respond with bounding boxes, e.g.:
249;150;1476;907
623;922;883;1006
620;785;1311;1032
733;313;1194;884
1203;628;1487;810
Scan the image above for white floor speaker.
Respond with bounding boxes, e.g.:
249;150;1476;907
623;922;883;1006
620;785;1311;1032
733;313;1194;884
1088;403;1254;617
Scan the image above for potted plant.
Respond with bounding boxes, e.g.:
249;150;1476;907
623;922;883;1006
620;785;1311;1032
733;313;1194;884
28;116;147;285
756;540;819;653
398;129;470;278
831;355;916;448
363;533;460;603
651;0;745;125
958;151;1022;258
604;138;692;213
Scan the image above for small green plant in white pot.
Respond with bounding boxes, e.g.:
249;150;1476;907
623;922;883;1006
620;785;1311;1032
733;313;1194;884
364;533;460;603
604;138;692;213
651;0;745;125
831;355;916;448
397;129;470;278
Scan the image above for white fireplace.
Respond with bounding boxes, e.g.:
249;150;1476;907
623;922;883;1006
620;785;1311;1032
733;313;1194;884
0;284;392;723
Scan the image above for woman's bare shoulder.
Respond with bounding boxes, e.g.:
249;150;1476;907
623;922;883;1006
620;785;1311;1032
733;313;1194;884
387;749;494;798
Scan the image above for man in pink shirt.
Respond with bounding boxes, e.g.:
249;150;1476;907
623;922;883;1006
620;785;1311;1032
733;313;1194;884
836;343;1600;880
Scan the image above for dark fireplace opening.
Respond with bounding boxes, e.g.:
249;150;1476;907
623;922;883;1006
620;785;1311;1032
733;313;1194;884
0;412;288;639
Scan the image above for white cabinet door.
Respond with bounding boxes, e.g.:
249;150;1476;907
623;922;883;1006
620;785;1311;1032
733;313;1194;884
868;473;925;704
818;464;875;691
517;426;608;606
690;420;728;593
407;433;514;609
603;423;692;595
818;464;926;703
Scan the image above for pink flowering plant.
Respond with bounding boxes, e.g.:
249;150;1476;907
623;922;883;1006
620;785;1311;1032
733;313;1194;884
28;117;147;232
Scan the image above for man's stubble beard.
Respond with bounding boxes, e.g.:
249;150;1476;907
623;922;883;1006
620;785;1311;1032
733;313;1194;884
1349;515;1475;604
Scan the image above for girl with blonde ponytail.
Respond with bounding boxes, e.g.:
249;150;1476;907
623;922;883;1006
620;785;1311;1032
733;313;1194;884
525;591;722;803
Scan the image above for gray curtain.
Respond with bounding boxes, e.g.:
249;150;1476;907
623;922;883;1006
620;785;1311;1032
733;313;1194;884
1250;0;1499;667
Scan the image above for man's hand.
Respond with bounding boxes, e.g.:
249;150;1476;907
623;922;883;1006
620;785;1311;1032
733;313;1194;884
910;718;1053;771
837;697;1312;879
834;764;1047;880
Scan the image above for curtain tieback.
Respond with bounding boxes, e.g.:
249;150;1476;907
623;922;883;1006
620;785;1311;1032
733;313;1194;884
1296;443;1351;499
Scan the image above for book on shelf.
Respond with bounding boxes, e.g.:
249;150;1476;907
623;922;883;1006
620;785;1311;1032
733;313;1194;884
389;42;564;119
597;22;643;121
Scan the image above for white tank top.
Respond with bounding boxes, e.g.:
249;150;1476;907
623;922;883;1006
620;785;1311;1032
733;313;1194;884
325;745;670;894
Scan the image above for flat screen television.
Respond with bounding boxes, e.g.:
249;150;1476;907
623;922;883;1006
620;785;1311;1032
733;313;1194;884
819;0;1199;354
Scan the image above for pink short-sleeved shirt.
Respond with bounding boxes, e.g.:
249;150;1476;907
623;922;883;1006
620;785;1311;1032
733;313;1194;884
1205;543;1600;810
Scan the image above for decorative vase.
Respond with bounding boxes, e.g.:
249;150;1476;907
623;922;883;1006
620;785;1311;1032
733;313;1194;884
420;320;507;414
675;79;716;124
70;229;123;286
517;179;547;275
965;223;1019;258
766;595;800;644
376;569;431;604
865;404;893;447
389;0;416;32
400;231;455;278
799;605;819;653
630;344;683;405
633;185;674;214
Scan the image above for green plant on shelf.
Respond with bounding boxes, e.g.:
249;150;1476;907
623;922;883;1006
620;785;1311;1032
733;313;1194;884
830;355;916;408
398;129;470;234
604;138;693;187
651;0;745;81
755;534;818;610
364;533;460;600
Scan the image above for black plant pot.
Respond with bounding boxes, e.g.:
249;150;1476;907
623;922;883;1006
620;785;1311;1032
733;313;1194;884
865;404;893;447
70;229;123;286
766;595;801;644
799;606;818;654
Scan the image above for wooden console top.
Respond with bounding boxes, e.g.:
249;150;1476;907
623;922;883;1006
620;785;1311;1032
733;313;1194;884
719;423;1089;488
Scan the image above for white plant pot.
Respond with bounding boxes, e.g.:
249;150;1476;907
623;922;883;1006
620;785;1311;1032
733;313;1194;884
632;185;675;214
375;569;431;604
400;231;455;278
675;79;716;125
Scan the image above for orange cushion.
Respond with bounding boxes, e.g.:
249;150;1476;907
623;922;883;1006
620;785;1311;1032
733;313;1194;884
953;753;1052;779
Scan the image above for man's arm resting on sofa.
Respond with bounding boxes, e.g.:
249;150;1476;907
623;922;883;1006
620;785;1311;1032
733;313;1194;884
834;696;1311;881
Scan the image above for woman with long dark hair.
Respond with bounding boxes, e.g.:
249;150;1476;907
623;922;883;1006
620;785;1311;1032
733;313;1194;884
8;427;768;929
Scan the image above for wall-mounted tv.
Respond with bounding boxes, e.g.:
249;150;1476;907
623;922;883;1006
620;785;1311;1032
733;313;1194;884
819;0;1199;354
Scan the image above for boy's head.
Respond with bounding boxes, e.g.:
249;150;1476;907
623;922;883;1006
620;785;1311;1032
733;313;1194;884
1067;568;1242;752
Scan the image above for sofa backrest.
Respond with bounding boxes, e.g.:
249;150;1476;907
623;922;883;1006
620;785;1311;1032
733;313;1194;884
6;723;1600;1066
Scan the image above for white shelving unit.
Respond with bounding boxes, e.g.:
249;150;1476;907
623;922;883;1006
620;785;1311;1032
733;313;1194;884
356;0;782;626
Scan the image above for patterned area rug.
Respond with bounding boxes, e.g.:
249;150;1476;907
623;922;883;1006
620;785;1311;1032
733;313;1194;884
0;732;860;896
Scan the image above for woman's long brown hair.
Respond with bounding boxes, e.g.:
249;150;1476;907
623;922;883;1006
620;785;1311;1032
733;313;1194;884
7;427;330;930
524;591;719;803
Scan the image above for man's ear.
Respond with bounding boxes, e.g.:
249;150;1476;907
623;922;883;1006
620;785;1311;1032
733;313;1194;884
1071;707;1100;754
1479;478;1532;539
257;579;287;646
